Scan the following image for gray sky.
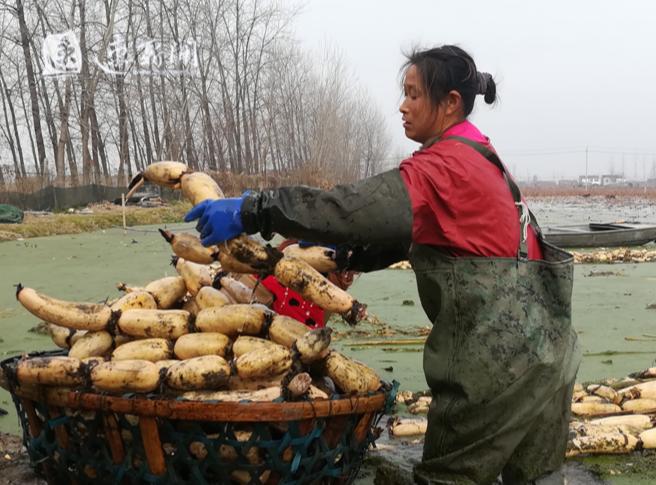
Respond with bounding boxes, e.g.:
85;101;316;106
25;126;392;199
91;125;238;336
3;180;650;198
293;0;656;181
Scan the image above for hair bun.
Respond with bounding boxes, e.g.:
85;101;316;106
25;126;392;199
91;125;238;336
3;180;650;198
477;72;496;104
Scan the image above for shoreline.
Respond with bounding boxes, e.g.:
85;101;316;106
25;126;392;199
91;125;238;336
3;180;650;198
0;202;190;241
1;193;655;242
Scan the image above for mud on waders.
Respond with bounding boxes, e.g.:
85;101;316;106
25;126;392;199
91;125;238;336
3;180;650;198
411;136;581;485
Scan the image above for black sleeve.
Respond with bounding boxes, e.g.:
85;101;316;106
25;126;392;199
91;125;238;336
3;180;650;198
241;169;413;247
340;241;411;272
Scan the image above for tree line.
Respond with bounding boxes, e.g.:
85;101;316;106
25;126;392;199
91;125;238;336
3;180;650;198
0;0;392;190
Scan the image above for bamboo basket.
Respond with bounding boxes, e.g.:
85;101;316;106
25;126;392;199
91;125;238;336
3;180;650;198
2;351;395;485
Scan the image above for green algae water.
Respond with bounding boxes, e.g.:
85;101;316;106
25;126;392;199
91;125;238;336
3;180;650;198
1;221;656;484
345;260;656;388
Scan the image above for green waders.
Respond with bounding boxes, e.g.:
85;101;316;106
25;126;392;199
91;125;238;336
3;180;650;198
412;137;581;485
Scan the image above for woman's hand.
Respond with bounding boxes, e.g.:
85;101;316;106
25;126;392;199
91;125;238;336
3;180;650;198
184;197;245;246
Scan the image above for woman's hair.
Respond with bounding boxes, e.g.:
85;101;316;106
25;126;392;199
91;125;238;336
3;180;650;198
402;45;496;116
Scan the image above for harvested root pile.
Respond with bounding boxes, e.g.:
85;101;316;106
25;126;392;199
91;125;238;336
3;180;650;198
387;369;656;457
9;162;382;402
132;162;366;325
572;248;656;264
11;276;379;400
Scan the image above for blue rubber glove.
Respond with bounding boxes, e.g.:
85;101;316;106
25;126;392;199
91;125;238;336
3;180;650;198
184;198;245;246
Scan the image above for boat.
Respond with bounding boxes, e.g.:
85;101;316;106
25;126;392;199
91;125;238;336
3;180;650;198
542;222;656;248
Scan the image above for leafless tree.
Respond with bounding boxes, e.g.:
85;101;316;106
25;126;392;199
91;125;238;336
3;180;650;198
0;0;392;192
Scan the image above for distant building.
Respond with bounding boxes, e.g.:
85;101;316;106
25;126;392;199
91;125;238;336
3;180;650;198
578;174;626;186
557;179;578;187
579;175;601;186
601;174;626;186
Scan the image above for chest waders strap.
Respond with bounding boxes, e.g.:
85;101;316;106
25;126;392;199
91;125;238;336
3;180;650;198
441;135;540;260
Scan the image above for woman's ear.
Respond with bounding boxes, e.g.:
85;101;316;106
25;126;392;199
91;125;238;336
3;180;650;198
445;90;463;117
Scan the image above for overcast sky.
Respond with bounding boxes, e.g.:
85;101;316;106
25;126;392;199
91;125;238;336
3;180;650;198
292;0;656;181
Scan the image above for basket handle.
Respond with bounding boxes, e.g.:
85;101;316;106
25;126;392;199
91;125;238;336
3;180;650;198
139;417;166;476
103;414;126;465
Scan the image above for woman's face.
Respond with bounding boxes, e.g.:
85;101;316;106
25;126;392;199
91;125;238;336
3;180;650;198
400;64;462;144
400;65;440;144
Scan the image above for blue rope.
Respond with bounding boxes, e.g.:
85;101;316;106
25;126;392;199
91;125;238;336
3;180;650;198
44;414;69;428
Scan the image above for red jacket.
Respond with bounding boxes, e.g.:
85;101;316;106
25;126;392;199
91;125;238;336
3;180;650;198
399;121;543;260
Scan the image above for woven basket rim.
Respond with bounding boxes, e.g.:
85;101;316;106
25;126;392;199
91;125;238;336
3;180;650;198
13;386;388;421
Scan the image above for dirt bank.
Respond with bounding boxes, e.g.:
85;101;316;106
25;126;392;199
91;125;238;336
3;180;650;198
0;202;189;241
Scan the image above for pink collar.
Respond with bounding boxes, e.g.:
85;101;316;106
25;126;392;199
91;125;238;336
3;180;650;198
442;120;488;144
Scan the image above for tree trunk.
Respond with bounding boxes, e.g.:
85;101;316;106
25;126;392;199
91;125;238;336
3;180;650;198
51;78;67;184
170;7;197;169
90;108;109;182
0;78;20;182
190;4;217;171
158;4;176;160
216;59;238;170
148;76;161;159
31;51;59;169
201;93;218;170
199;71;218;170
30;36;59;166
115;75;131;185
16;72;38;176
34;1;73;180
181;78;197;170
78;0;93;184
79;0;119;184
55;79;73;185
0;70;26;178
66;136;78;183
143;0;161;159
129;112;145;172
135;67;153;165
16;0;47;176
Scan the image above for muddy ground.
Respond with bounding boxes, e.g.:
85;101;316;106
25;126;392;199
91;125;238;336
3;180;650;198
0;432;45;484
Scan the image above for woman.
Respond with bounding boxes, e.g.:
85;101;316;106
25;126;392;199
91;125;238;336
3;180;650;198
186;45;580;484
